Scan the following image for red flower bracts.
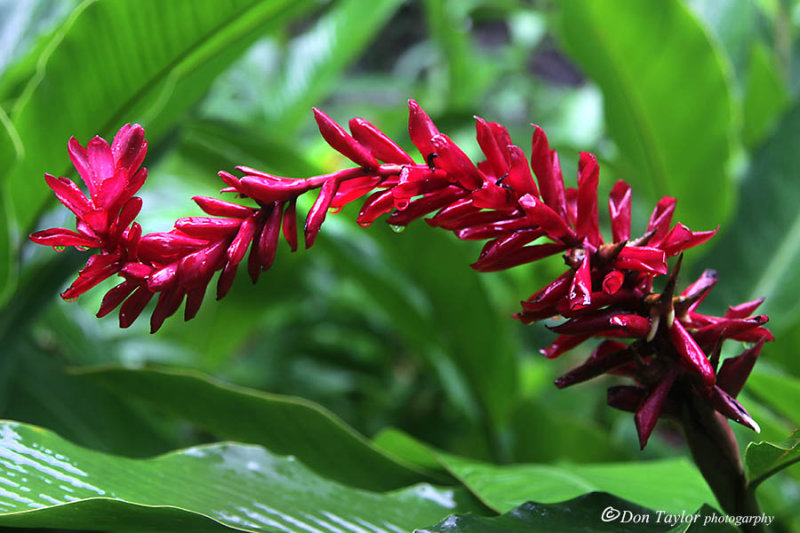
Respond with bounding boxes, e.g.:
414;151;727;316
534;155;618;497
30;125;147;301
31;101;771;447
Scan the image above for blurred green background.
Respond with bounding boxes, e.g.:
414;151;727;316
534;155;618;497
1;0;800;530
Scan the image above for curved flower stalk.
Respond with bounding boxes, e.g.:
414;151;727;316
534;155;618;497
31;101;771;453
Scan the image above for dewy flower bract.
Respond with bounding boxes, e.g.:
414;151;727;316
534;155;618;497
31;125;148;300
31;101;771;447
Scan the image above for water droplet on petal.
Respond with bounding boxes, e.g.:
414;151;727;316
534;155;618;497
389;224;405;233
53;246;66;253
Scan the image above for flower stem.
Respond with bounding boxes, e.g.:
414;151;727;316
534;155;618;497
677;383;763;532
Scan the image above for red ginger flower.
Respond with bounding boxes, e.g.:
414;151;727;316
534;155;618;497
30;124;147;300
31;101;771;448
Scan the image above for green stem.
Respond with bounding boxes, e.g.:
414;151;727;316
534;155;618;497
677;385;763;533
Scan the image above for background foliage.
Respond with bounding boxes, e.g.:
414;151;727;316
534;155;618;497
0;0;799;531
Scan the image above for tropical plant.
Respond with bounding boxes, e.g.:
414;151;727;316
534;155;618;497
1;1;799;532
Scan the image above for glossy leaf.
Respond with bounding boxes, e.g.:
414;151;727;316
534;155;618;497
375;429;715;514
0;421;473;532
80;366;435;491
419;493;734;533
558;0;735;230
745;429;800;487
440;453;715;515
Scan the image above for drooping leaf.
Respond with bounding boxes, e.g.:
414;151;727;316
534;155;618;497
0;421;477;532
557;0;736;230
375;429;715;514
79;366;438;491
418;493;735;533
745;429;800;487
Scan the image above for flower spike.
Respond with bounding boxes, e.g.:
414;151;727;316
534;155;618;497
31;102;770;444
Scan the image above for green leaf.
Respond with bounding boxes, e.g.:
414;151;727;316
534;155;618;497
440;454;715;516
79;366;437;491
375;428;450;476
179;118;322;178
0;251;83;356
264;0;407;130
687;0;771;77
1;346;179;458
557;0;736;230
509;397;628;463
745;429;800;487
329;221;520;441
0;196;13;306
0;1;78;92
756;314;800;375
0;421;476;532
742;42;788;148
419;494;735;533
745;365;800;425
375;429;715;514
706;100;800;334
737;392;796;446
421;0;489;112
1;0;314;285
